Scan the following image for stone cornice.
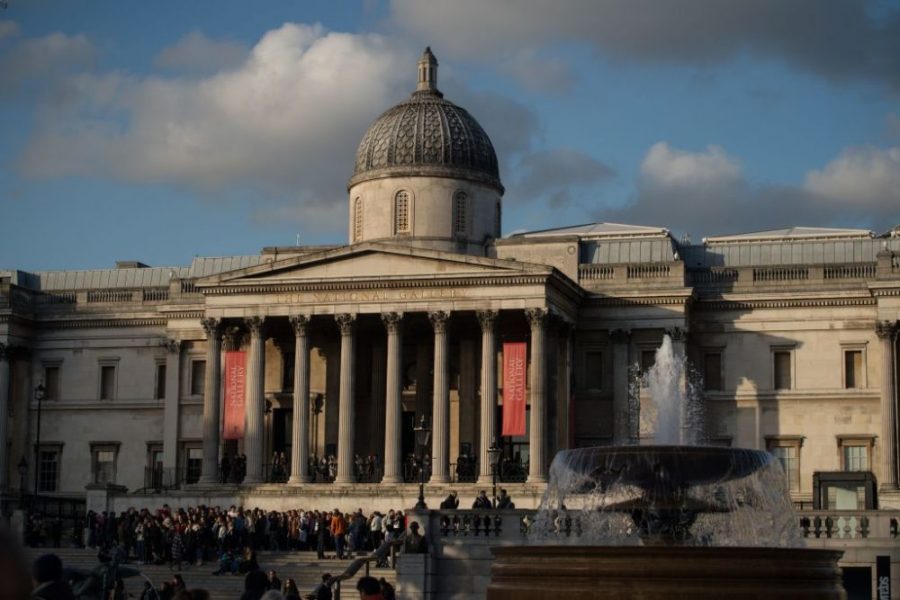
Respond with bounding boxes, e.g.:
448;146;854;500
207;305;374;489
37;317;169;329
204;273;552;295
583;294;692;307
696;297;876;310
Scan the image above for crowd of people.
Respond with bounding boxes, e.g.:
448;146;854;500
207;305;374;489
80;504;415;569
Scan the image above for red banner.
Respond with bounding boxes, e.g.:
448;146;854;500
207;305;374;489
502;342;527;437
223;351;246;440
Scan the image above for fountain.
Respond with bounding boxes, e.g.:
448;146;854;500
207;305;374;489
487;335;845;599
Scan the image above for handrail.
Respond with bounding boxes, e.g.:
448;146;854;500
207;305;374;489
315;537;403;600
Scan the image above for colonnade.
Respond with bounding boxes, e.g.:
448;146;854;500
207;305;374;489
195;308;550;487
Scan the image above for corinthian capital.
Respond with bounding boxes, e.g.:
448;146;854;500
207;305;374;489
525;308;547;329
665;327;687;343
476;310;498;332
200;317;221;338
335;313;356;336
428;311;450;333
244;316;265;337
164;339;182;354
381;312;403;334
876;320;898;340
290;314;311;337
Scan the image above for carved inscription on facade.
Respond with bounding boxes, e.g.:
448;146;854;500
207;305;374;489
272;288;465;305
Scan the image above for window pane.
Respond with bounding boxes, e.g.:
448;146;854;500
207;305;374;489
191;360;206;396
39;450;58;492
774;352;792;390
186;447;203;484
100;366;116;400
44;367;60;401
842;445;868;471
704;353;722;391
454;192;467;235
844;350;862;389
770;445;799;492
353;197;363;241
394;191;410;233
156;364;166;400
94;449;116;484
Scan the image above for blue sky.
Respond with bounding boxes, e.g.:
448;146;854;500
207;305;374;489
1;0;899;271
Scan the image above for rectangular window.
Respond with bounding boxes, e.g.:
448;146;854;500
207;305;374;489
91;445;118;484
773;350;792;390
585;351;603;390
844;350;863;389
38;448;60;492
155;364;166;400
767;439;801;493
703;352;722;391
842;445;869;472
100;365;116;400
44;366;60;401
454;192;467;236
185;447;203;484
190;360;206;396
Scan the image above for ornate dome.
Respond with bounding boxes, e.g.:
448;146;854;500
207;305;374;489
349;48;503;193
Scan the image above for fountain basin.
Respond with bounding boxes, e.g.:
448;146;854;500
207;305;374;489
487;546;846;600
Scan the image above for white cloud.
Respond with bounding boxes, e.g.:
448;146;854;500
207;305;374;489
0;20;19;41
0;31;94;94
155;31;248;75
640;142;742;189
19;24;410;215
390;0;900;90
804;146;900;206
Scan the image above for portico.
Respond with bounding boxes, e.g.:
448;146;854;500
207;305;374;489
185;242;581;490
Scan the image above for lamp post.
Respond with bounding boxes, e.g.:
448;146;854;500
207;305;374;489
32;382;46;500
487;438;501;508
414;415;431;510
17;457;27;507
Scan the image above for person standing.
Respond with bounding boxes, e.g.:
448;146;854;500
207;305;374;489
330;510;347;559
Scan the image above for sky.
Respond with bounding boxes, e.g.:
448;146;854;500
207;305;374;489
1;0;899;271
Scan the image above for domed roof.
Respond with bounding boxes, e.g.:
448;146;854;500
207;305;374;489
349;48;503;193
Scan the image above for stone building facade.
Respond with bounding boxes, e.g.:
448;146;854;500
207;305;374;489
2;50;900;511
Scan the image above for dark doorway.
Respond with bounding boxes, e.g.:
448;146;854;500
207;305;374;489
272;408;292;454
402;411;416;459
842;567;872;600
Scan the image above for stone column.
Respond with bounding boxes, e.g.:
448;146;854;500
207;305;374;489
477;310;498;484
162;340;182;475
335;314;356;484
610;329;632;445
429;311;451;484
877;321;899;489
382;312;403;483
199;318;222;485
527;308;548;483
243;316;266;485
0;343;9;490
289;315;311;485
371;342;386;460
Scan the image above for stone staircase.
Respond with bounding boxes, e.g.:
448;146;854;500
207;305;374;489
25;547;397;599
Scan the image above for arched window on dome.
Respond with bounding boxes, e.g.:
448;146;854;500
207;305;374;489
453;191;467;237
495;201;502;237
353;197;363;242
394;191;410;235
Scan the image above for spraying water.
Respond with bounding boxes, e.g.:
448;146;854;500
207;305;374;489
528;334;803;548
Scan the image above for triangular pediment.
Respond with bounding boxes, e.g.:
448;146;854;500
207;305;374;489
198;242;547;287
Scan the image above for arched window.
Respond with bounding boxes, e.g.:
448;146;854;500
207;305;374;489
495;201;502;236
453;191;467;237
353;196;363;242
394;190;410;234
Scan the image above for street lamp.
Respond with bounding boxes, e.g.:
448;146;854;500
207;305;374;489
414;415;431;510
17;457;27;506
487;438;502;508
32;382;46;499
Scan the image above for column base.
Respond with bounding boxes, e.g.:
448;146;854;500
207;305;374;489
242;476;263;485
429;475;450;485
334;476;355;485
196;475;219;486
477;476;493;486
526;476;548;485
287;476;311;486
381;475;402;484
